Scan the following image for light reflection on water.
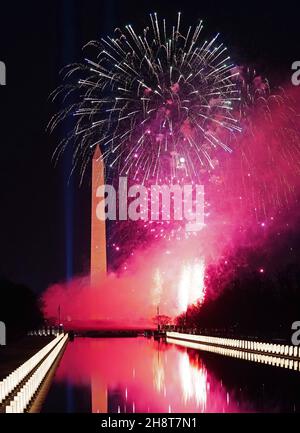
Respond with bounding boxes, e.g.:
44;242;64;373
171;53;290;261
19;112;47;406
41;337;300;413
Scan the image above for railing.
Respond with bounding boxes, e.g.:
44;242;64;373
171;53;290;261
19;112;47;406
0;333;65;404
5;334;68;413
166;332;300;359
166;336;300;372
28;326;64;337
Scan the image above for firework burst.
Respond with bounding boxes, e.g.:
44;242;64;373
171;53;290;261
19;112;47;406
50;12;241;181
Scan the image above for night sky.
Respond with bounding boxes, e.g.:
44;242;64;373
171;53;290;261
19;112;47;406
0;0;299;294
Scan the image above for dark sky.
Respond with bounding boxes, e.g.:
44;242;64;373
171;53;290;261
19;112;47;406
0;0;299;293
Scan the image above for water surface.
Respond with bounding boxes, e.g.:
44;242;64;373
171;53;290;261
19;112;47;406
41;337;300;413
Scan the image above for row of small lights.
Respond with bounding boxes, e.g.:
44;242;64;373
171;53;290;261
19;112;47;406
166;338;300;372
5;334;68;413
28;329;59;337
0;333;65;404
167;332;300;358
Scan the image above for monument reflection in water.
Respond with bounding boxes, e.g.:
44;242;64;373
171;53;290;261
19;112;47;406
42;337;300;413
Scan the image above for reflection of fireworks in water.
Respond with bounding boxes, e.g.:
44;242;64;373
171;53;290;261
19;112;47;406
179;352;207;409
153;346;165;393
50;12;241;181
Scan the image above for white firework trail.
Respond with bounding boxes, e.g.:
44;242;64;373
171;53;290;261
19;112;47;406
49;12;241;182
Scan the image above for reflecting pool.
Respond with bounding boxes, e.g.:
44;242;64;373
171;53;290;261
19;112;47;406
41;337;300;413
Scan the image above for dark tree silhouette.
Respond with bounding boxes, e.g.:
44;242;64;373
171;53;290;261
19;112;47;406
152;314;172;328
0;278;43;342
176;237;300;342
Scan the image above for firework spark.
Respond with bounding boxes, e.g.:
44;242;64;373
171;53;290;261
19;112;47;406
50;13;241;181
177;259;205;313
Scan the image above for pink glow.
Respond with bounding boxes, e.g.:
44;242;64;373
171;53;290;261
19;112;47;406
49;337;253;413
42;240;206;327
43;85;300;327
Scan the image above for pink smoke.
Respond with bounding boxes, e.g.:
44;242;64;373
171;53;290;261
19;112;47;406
43;84;300;328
